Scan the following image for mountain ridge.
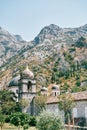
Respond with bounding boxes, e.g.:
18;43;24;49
0;24;87;92
34;24;87;44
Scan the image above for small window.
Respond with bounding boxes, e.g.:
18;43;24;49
27;81;32;91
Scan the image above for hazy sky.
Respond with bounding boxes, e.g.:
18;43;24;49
0;0;87;41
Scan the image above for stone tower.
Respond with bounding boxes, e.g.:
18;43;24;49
18;65;36;114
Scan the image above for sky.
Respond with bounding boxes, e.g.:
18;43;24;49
0;0;87;41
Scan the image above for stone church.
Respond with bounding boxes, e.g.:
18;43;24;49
9;65;60;115
9;65;37;114
8;66;87;124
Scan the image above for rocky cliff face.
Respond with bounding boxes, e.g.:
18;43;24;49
34;24;87;44
1;24;87;67
0;24;87;91
0;27;28;66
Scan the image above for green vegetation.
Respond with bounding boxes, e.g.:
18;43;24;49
63;52;74;64
36;110;64;130
75;80;81;86
61;83;70;93
34;95;47;114
50;52;87;93
0;113;5;130
0;90;20;115
69;47;76;52
29;116;36;127
10;112;30;130
81;60;87;70
58;93;75;124
75;37;87;48
19;98;29;111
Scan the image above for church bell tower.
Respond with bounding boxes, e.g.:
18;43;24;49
18;65;36;100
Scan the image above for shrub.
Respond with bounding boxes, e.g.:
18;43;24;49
29;116;36;126
35;95;47;114
69;47;76;52
61;83;70;93
10;112;30;130
75;37;87;48
71;86;79;92
76;80;81;86
36;110;64;130
0;114;5;130
5;115;10;123
75;74;80;80
53;67;57;72
58;94;75;124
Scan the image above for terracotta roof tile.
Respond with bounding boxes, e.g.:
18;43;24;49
46;96;58;104
46;91;87;104
72;91;87;101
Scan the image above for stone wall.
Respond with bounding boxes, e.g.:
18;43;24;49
46;100;87;125
46;103;64;118
72;100;87;118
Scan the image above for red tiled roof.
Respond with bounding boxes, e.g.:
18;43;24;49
46;91;87;104
46;96;58;104
72;91;87;101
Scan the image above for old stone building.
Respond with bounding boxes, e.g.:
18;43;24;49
8;66;87;124
72;91;87;125
9;66;36;114
46;91;87;125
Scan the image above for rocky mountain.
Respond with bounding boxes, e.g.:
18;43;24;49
0;26;28;66
0;24;87;92
34;24;87;44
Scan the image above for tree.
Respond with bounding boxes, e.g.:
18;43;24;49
0;113;5;130
10;112;30;130
1;101;17;115
61;83;70;93
34;95;47;114
0;90;17;102
75;37;87;48
51;72;55;83
19;98;29;112
81;61;87;70
58;93;75;124
36;110;64;130
29;116;36;126
75;80;81;87
0;90;18;115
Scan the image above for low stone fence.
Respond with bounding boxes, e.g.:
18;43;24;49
65;125;87;130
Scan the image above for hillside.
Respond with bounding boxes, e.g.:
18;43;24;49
0;24;87;92
0;26;28;66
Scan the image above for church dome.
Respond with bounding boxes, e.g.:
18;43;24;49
52;85;60;90
9;75;20;87
22;66;34;78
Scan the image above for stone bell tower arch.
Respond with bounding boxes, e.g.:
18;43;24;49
18;65;36;102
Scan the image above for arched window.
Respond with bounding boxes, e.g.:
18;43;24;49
27;81;32;92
